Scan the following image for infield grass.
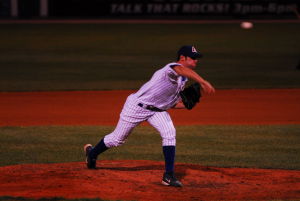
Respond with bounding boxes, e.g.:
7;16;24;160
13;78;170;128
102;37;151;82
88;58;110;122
0;125;299;170
0;23;299;91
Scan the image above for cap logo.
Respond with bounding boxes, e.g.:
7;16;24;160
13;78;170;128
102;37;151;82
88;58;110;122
192;46;197;53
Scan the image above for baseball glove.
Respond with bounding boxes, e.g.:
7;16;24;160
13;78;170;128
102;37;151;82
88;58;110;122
180;82;202;110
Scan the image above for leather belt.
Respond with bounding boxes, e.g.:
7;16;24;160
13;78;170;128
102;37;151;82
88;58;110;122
138;103;165;112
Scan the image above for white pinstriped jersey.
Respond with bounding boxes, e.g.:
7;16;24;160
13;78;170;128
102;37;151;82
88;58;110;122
132;62;188;110
105;62;187;147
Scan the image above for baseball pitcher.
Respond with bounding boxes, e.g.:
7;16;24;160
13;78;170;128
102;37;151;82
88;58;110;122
84;45;215;187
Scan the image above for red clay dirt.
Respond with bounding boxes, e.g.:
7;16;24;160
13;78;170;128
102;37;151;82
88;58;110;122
0;89;300;126
1;160;300;201
0;89;300;201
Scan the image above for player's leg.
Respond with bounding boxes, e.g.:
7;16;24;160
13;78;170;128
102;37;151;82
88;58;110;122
84;94;148;169
103;118;139;148
147;111;183;187
85;118;139;169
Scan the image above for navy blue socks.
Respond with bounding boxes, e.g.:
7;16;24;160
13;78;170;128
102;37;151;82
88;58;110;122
90;140;176;175
163;146;176;175
90;138;108;159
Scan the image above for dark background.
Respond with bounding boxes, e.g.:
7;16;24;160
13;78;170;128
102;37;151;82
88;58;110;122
0;0;299;20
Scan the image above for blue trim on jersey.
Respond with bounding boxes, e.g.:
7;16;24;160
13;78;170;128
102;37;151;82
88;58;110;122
169;64;179;69
169;63;187;81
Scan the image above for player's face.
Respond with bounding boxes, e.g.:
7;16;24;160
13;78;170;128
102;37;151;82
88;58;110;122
185;56;198;69
178;55;198;69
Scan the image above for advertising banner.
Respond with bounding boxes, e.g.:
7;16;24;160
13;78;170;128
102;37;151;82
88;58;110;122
48;0;300;19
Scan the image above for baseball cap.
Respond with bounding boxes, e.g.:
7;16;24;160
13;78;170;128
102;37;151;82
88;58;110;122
177;45;203;59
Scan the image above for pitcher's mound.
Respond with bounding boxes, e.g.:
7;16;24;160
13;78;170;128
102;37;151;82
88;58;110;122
0;160;300;201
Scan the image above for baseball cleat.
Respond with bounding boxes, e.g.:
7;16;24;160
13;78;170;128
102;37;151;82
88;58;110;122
84;144;96;169
162;172;183;187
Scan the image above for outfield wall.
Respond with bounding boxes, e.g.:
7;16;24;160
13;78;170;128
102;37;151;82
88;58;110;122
0;0;299;20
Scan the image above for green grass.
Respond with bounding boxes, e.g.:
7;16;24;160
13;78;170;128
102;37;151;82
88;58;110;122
0;125;299;170
0;23;299;91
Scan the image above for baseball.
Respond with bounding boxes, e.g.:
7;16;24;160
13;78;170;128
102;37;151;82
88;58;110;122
240;22;253;29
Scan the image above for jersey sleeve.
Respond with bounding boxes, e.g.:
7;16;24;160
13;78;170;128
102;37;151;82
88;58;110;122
166;64;180;84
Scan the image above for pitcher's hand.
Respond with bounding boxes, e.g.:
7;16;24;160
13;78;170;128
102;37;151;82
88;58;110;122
201;80;215;94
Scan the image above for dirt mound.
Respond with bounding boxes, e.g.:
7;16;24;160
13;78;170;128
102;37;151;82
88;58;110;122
0;160;300;201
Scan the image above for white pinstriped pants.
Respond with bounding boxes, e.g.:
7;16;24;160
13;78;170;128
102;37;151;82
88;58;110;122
104;94;176;148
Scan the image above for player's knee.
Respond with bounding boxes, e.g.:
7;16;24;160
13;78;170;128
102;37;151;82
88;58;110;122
165;126;176;136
